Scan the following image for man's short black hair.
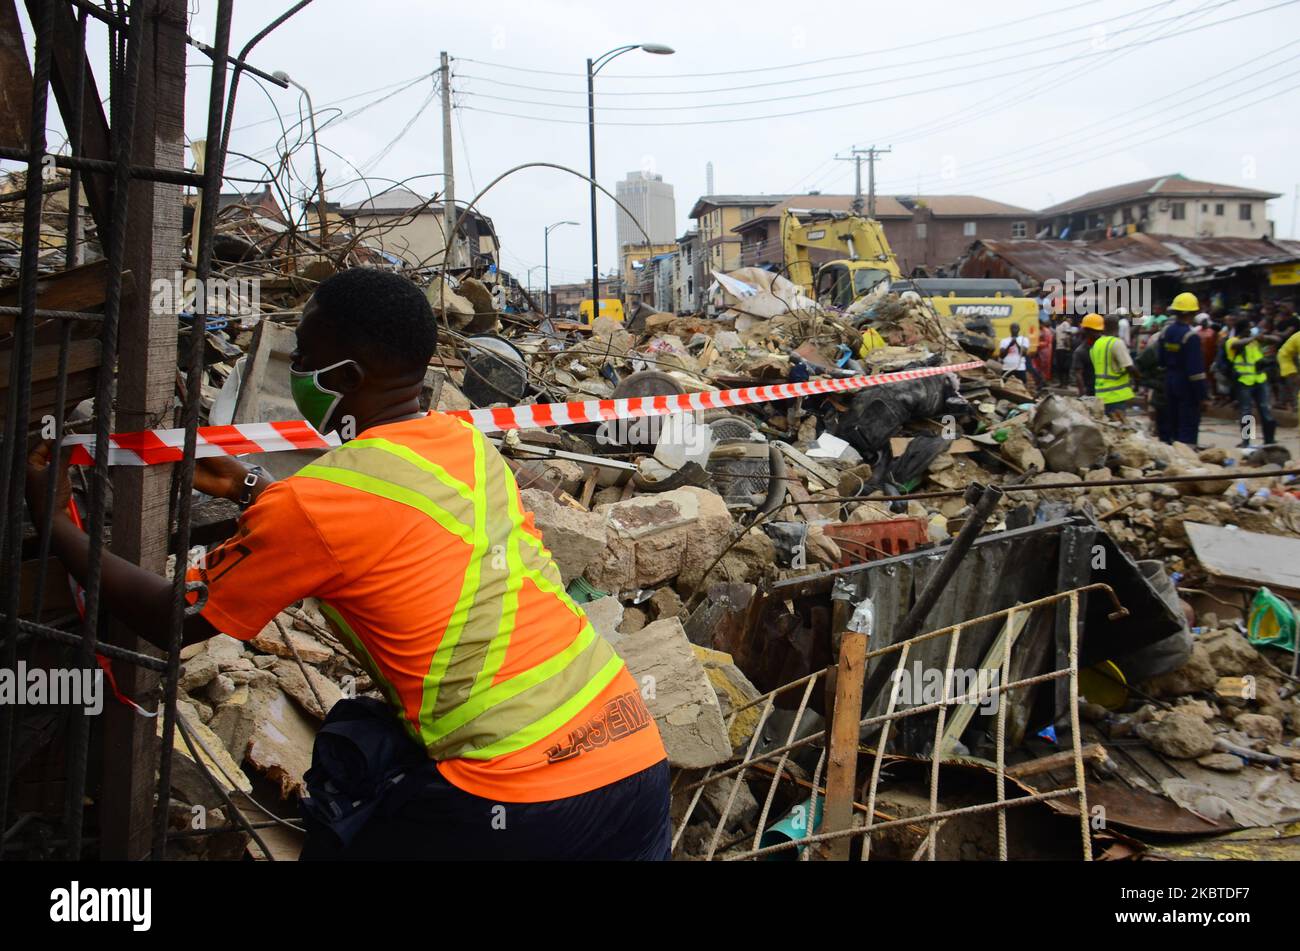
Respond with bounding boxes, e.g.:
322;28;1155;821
311;267;437;374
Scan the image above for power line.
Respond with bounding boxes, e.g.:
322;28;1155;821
454;0;1112;79
872;46;1300;196
885;69;1300;200
812;0;1222;195
453;0;1179;97
454;0;1300;126
457;0;1232;112
231;70;435;132
358;85;437;174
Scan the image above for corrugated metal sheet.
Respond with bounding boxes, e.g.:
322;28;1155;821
957;234;1300;283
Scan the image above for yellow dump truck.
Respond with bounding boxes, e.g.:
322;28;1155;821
780;210;1038;352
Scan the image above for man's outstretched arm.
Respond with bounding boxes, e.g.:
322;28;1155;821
23;443;272;651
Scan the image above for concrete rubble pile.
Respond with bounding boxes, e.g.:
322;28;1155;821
14;169;1297;861
157;254;1300;858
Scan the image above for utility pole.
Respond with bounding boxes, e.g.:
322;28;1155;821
835;149;867;215
440;51;456;268
866;145;890;218
836;145;890;216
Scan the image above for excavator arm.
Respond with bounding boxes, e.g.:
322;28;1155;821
780;209;902;296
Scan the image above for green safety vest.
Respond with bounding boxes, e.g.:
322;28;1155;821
296;429;624;760
1228;338;1266;386
1090;335;1134;404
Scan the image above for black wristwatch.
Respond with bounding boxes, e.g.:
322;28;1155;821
237;470;261;509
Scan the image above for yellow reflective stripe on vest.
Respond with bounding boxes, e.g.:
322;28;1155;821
417;429;492;725
297;452;473;542
1091;336;1133;403
1229;339;1266;386
297;427;625;761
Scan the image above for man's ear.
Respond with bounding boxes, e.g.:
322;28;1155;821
334;360;366;393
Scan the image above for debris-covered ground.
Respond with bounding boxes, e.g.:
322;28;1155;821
142;210;1300;860
8;169;1300;862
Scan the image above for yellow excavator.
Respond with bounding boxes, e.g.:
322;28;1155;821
780;209;1038;353
780;209;901;307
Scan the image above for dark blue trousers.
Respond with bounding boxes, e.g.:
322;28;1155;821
299;698;671;861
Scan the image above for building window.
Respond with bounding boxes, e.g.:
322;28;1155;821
1171;202;1186;220
1239;203;1253;221
739;207;755;221
1215;203;1225;216
1140;204;1149;219
1011;221;1027;238
916;222;928;239
963;221;977;236
1122;207;1133;224
1201;203;1208;213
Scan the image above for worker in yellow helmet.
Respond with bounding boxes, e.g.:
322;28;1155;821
1082;312;1135;420
1157;292;1209;446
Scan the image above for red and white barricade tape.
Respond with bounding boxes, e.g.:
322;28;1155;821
64;361;983;466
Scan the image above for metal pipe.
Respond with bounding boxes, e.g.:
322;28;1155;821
895;482;1004;644
0;146;205;186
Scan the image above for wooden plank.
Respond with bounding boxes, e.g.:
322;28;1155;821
939;607;1029;756
0;0;31;147
28;0;112;233
99;0;187;861
0;338;99;383
890;436;977;456
818;629;868;861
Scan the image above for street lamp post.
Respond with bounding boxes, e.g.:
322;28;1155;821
545;220;578;318
586;43;674;318
272;70;328;246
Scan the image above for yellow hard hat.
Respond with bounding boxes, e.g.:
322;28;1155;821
1081;313;1105;331
1169;292;1200;313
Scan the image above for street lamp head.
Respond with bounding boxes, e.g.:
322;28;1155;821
271;70;291;82
639;44;675;55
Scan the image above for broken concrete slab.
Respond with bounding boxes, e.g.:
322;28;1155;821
249;622;333;665
520;487;607;585
588;487;734;592
272;657;343;721
246;684;319;799
581;595;625;647
178;653;220;693
693;645;763;751
612;617;731;769
163;700;252;810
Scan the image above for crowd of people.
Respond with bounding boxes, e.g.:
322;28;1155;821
1017;289;1300;449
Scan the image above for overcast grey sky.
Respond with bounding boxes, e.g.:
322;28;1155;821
18;0;1300;286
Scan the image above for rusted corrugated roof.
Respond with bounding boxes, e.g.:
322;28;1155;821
962;233;1300;282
